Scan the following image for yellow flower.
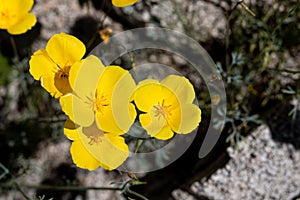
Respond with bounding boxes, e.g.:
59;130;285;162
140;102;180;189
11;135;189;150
29;33;86;98
64;120;129;170
112;0;138;7
0;0;36;35
133;75;201;140
60;55;136;134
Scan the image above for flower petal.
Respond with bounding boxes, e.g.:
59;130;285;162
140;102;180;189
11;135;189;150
172;104;201;134
40;75;63;98
140;111;174;140
54;73;72;96
7;13;36;35
29;49;64;98
7;0;34;14
29;49;57;81
112;0;138;7
139;113;151;128
64;119;80;141
0;0;9;11
139;106;165;135
60;93;94;127
69;55;105;99
133;80;163;112
96;105;121;134
97;66;128;97
46;33;86;68
111;68;136;132
70;139;102;171
129;103;137;123
96;66;136;133
79;127;129;170
161;75;195;104
152;125;174;140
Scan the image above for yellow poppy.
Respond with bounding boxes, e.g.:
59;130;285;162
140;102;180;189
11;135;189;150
0;0;36;35
60;55;136;134
29;33;86;98
64;120;128;170
112;0;138;7
133;75;201;140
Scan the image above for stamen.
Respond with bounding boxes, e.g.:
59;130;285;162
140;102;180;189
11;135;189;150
153;104;166;119
88;135;102;145
153;99;173;119
94;90;110;114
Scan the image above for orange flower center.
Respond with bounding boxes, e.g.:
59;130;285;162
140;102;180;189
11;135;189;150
58;66;70;79
153;99;172;120
94;90;109;115
54;66;72;95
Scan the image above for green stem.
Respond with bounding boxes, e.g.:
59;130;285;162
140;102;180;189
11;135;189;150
12;180;31;200
271;5;298;35
9;36;19;60
276;69;300;74
1;183;123;191
124;187;149;200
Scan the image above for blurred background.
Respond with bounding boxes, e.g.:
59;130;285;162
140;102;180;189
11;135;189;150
0;0;299;199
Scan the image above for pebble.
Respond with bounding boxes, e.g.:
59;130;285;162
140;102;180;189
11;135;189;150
192;125;300;200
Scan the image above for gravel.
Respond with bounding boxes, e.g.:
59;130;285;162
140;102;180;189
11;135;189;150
190;124;300;200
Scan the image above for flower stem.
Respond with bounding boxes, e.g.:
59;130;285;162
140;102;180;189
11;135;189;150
18;184;123;191
12;180;31;200
9;36;19;60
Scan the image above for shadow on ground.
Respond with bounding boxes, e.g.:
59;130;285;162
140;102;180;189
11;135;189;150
130;116;230;200
265;103;300;149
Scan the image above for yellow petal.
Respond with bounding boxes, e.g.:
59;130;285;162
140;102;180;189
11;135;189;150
40;75;63;98
69;55;105;98
133;80;163;112
7;0;34;14
70;139;101;171
96;105;121;133
29;49;66;98
29;49;57;81
7;13;36;35
0;1;14;29
111;68;136;132
140;111;174;140
46;33;85;68
112;0;138;7
161;75;195;104
96;103;136;136
97;66;127;97
172;104;201;134
129;103;137;122
54;71;72;96
139;107;166;137
64;119;80;141
0;0;9;10
152;125;174;140
96;66;136;133
79;127;129;170
139;113;151;127
60;94;94;127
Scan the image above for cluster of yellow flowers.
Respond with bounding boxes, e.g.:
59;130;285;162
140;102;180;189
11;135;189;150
29;33;201;171
4;0;201;171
